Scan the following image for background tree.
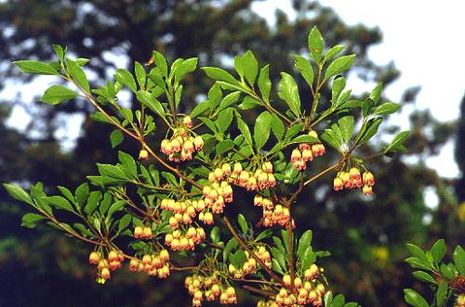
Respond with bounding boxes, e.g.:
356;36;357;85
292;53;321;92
0;0;458;306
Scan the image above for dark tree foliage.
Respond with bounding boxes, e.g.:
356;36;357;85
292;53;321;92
455;94;465;202
0;0;459;306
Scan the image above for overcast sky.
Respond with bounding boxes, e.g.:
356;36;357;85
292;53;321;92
253;0;465;178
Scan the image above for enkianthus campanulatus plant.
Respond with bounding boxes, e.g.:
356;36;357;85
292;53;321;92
4;26;410;306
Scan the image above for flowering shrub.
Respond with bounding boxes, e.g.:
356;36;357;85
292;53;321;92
4;27;410;306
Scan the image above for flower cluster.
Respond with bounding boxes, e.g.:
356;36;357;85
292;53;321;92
254;195;291;227
185;274;237;306
229;162;276;191
291;131;326;171
165;227;206;251
160;117;204;162
202;166;234;214
273;267;325;306
333;168;376;196
133;225;153;239
88;250;124;284
128;249;171;278
228;252;257;278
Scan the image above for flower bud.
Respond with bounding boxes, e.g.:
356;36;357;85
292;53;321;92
183;116;193;128
89;251;101;265
138;149;149;160
193;136;204;150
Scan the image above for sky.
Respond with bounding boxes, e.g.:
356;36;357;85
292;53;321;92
4;0;464;179
252;0;465;178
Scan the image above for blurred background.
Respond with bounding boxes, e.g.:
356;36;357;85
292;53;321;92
1;0;465;306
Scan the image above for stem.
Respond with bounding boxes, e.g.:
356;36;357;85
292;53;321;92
309;63;323;121
222;216;287;288
42;210;106;246
303;162;340;186
248;91;292;125
287;220;296;292
242;285;275;298
232;277;280;286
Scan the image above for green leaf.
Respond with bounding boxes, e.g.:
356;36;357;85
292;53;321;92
278;72;301;118
237;214;248;234
134;61;146;90
215;108;234;132
412;271;436;283
173;57;198;82
52;44;65;63
453;246;465;275
270;113;285;141
289;134;319;145
190;100;210;118
440;263;455;280
297;230;313;259
254;111;272;151
324;54;356;80
152;51;168;77
118;214;132;234
293;55;314;87
258;65;271;102
75;183;89;207
372;102;400;116
136;90;165;119
223;238;239;262
234;50;258;85
431;239;447;263
405;257;431;271
436;280;447;307
97;163;128;180
115;69;137;93
330;294;346;307
369;83;383;104
3;183;34;205
355;117;383;146
107;200;125;217
110;130;124;148
99;193;113;215
308;26;324;63
84;191;102;215
210;226;221;244
40;85;77;105
44;195;74;212
202;67;239;85
57;186;74;202
323;44;345;64
230;249;247;269
67;59;90;92
14;60;59;75
331;77;346;104
236;115;253;151
216;139;235;155
285;123;303;140
255;229;273;242
338;115;354;143
238;96;260;110
21;213;46;228
385;131;410;153
218;91;241;112
118;151;137;178
321;128;342;151
404;289;428;307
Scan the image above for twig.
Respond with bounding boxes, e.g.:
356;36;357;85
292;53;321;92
222;216;286;288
